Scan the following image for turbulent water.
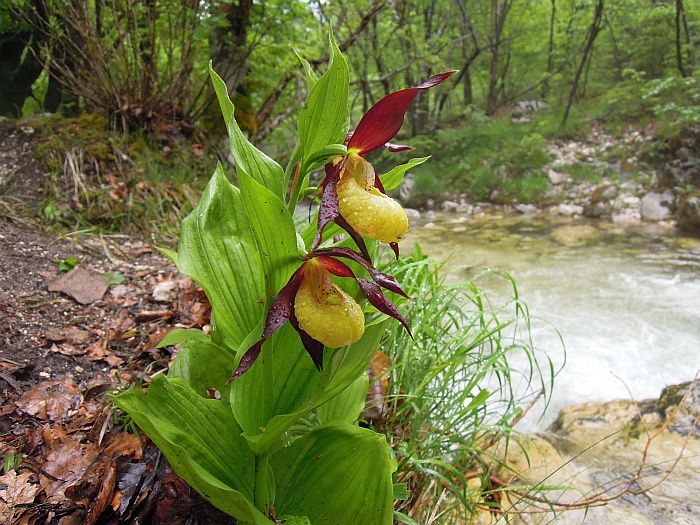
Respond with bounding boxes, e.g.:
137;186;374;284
403;212;700;431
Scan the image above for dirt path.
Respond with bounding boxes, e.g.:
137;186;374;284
0;119;234;524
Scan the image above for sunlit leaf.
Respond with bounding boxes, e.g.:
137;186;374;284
298;31;349;172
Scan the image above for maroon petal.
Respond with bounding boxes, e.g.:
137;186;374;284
356;278;412;338
347;71;457;155
314;255;356;279
389;241;400;260
312;160;344;250
333;214;371;261
289;309;325;371
373;175;386;195
228;268;305;381
313;247;410;298
229;341;264;381
385;142;413;152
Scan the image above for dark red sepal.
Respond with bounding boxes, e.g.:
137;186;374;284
347;71;457;155
313;247;410;298
356;278;413;338
312;160;344;250
389;242;400;260
315;255;356;278
333;214;371;261
289;309;324;371
385;142;413;152
228;268;305;381
228;341;264;382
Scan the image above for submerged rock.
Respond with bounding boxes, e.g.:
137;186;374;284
551;224;601;246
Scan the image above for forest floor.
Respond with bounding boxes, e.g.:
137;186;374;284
0;119;234;524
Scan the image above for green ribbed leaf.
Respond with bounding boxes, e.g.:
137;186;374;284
271;423;394;524
238;172;300;300
210;64;285;199
237;319;389;455
380;156;430;191
298;31;349;173
178;165;264;351
111;376;268;524
317;372;369;424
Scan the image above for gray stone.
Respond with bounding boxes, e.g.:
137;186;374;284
515;203;537;215
153;280;179;303
556;203;584;216
547;168;565;185
441;200;459;212
404;208;420;219
641;189;675;221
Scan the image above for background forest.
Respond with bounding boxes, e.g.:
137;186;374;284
1;0;698;238
1;2;699;524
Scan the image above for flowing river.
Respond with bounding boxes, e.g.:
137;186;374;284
403;212;700;432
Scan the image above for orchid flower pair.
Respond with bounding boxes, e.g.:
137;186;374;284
232;71;456;380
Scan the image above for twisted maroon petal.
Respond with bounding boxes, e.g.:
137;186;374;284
356;278;412;338
312;160;344;251
312;247;409;298
289;308;325;371
229;267;305;381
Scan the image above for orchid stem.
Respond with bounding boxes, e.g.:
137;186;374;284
254;450;272;518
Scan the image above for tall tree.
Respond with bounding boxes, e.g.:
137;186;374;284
562;0;605;126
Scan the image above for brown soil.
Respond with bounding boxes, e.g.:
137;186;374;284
0;118;234;524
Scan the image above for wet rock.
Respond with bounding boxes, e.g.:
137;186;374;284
441;200;459;212
641;189;676;221
551;224;601;247
584;184;618;217
677;191;700;234
152;280;179;303
555;203;584;216
515;203;537;215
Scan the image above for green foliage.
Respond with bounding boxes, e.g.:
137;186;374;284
407;116;551;203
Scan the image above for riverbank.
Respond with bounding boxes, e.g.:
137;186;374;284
397;124;700;236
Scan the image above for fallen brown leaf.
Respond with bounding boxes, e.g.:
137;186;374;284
45;326;91;344
17;378;82;422
48;343;89;357
48;268;109;305
41;432;100;501
0;471;41;524
86;343;124;367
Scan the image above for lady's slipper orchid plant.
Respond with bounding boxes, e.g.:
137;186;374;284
231;246;412;380
113;33;457;525
313;71;457;259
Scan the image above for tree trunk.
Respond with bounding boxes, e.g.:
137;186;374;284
210;0;255;98
541;0;556;99
562;0;605;126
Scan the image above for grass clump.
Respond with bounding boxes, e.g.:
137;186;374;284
374;247;555;523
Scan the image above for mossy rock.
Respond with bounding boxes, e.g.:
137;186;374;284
677;190;700;234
